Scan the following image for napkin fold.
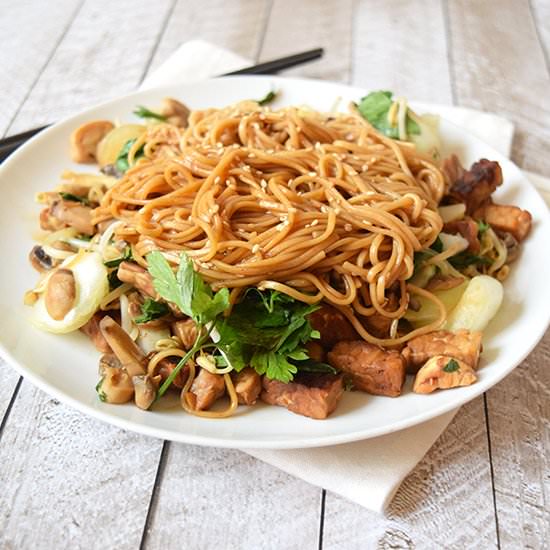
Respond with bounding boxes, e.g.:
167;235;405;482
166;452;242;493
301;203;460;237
141;40;549;513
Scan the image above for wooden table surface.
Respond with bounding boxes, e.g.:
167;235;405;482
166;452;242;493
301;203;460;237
1;1;549;548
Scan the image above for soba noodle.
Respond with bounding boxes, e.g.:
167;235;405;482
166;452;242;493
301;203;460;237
93;101;447;345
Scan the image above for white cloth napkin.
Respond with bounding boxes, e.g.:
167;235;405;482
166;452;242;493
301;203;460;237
141;40;550;513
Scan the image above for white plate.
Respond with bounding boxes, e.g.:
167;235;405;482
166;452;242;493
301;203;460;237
1;76;549;449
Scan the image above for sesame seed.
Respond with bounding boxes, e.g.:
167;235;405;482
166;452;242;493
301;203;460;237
260;179;268;188
214;176;221;184
311;219;319;226
344;223;353;232
252;244;260;254
308;171;316;177
248;153;256;158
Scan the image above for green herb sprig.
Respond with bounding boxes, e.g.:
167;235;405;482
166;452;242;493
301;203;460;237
134;298;170;324
147;251;230;398
356;91;420;139
59;192;90;205
256;90;278;106
115;139;145;174
133;105;167;121
443;359;460;373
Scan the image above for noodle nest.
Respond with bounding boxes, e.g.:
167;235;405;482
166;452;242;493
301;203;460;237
94;101;446;345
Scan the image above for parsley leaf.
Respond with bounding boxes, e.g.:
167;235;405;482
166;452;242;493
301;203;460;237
256;90;278;106
59;192;90;205
147;251;229;325
108;270;123;290
95;378;107;402
104;247;133;268
477;220;490;234
134;298;170;324
356;91;420;139
115;139;145;174
216;289;320;383
430;236;443;253
343;377;355;391
449;252;492;269
133;105;167;121
295;359;338;375
443;359;460;373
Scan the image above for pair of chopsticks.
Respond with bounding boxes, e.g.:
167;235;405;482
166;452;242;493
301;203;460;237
0;48;323;163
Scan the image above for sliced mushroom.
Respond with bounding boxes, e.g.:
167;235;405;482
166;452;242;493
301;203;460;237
45;268;76;320
50;200;94;235
160;98;190;127
70;120;115;163
81;313;112;353
39;206;66;232
99;316;147;376
117;261;157;297
413;355;477;394
133;375;157;410
29;245;55;273
98;366;134;403
99;353;122;375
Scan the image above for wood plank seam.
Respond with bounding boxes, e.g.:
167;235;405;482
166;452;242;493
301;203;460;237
253;0;275;63
528;0;550;76
318;489;326;550
441;0;458;105
2;0;85;138
484;393;502;549
0;376;22;443
347;0;358;85
139;440;170;550
138;0;179;85
443;3;502;544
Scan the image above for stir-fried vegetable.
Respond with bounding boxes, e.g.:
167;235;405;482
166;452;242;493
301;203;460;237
356;90;441;158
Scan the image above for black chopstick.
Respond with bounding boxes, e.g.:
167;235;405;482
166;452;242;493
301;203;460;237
0;48;324;163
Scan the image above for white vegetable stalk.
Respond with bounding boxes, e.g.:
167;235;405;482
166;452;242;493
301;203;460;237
438;203;466;223
98;220;123;259
119;294;139;341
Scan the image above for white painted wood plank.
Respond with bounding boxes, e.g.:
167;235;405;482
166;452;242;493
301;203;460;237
322;399;498;549
0;380;163;549
447;0;550;177
486;329;550;549
322;2;497;547
351;0;453;104
6;0;175;134
448;3;550;546
530;0;550;71
0;0;82;136
259;0;354;82
142;444;321;550
148;0;272;74
143;7;325;548
0;361;20;423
